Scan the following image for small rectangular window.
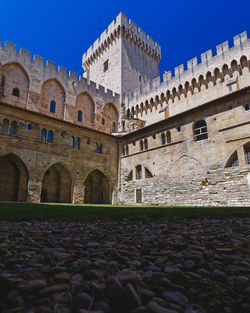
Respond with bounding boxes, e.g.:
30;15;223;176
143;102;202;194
136;189;142;203
104;60;109;72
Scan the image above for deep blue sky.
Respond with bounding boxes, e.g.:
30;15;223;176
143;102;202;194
0;0;250;78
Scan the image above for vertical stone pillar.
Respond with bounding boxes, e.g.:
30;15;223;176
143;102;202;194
27;176;42;203
72;180;85;204
142;165;146;180
133;167;136;180
237;146;246;167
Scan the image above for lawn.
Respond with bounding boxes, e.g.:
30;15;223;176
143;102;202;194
0;202;250;221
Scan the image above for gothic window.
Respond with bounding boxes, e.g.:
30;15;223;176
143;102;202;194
78;110;83;122
140;140;143;151
47;130;53;143
161;133;165;145
226;151;239;168
144;138;148;150
193;119;208;141
103;60;109;72
166;131;171;144
136;165;142;180
145;167;153;178
12;88;20;97
10;121;17;135
136;188;142;203
75;137;81;149
70;136;75;148
244;104;250;111
41;128;47;142
244;145;250;165
50;101;56;113
1;119;9;134
27;123;32;130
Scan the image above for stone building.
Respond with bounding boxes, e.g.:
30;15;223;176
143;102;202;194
0;12;250;205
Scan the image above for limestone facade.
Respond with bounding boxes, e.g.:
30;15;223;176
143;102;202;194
0;12;249;205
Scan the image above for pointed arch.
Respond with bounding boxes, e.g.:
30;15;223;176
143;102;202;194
75;92;95;126
41;162;72;203
39;78;66;118
0;153;29;202
103;102;119;133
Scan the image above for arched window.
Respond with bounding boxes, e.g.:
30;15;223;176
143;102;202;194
112;122;116;133
140;140;143;151
136;165;142;179
47;130;53;143
1;119;9;133
166;131;171;144
12;88;20;97
10;121;17;135
41;128;47;142
244;104;250;111
193;119;208;141
226;151;239;168
244;144;250;165
75;137;80;149
50;101;56;113
144;138;148;150
145;167;153;178
78;110;82;122
27;123;32;130
70;136;75;148
161;133;165;145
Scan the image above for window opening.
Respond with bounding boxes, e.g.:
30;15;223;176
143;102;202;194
140;140;143;151
244;104;250;111
161;133;165;145
136;165;142;179
75;137;81;149
70;136;75;148
104;60;109;72
27;123;32;130
226;151;239;168
10;121;17;135
50;101;56;113
1;119;9;134
12;88;20;97
47;130;53;143
127;171;133;181
193;120;208;141
78;110;83;122
41;128;47;142
144;138;148;150
166;131;171;144
245;145;250;165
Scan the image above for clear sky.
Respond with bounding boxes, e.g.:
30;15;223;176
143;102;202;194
0;0;250;78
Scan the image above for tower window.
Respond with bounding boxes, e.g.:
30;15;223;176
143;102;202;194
27;123;32;130
50;101;56;113
12;88;20;97
41;128;47;142
47;130;53;143
104;60;109;72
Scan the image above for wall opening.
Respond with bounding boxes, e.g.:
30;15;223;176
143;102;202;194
84;169;111;204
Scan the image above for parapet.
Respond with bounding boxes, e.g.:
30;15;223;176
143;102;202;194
0;39;120;105
125;30;249;106
82;12;161;65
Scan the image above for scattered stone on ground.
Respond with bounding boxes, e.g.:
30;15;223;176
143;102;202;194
0;219;249;313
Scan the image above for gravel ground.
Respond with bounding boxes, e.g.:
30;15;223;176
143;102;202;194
0;219;250;313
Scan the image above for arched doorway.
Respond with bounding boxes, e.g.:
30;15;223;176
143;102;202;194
84;170;111;204
0;154;29;202
41;163;72;203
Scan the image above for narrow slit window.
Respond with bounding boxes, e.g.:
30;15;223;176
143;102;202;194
50;101;56;113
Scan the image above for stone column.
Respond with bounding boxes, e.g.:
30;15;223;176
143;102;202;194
142;165;146;180
72;180;85;204
27;175;42;203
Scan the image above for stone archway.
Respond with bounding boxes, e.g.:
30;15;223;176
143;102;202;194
0;154;29;202
84;170;111;204
41;163;72;203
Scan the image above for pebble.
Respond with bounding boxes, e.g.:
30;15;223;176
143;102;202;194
0;219;249;313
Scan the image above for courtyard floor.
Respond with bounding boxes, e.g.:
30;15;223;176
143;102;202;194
0;218;250;313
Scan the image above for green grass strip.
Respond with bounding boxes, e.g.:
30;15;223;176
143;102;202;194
0;202;250;221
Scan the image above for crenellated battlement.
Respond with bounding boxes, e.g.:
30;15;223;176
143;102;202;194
0;38;120;103
82;12;161;66
124;31;249;106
